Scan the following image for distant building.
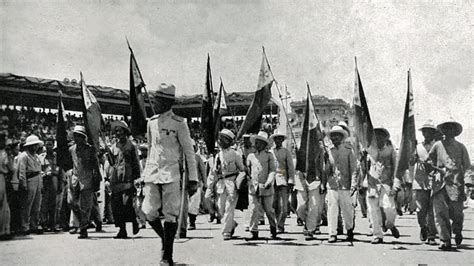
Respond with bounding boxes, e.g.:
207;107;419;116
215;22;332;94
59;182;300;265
289;95;350;144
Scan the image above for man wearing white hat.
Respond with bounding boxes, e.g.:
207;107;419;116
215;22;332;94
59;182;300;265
141;83;198;264
17;134;43;235
247;131;278;239
427;118;471;250
69;125;99;239
206;129;245;240
270;131;295;234
326;126;357;243
410;120;438;245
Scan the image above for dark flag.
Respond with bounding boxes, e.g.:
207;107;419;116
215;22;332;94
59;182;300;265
295;85;322;179
237;47;274;139
395;69;416;179
213;78;229;138
80;72;103;150
127;41;148;137
56;91;73;171
352;57;376;157
201;54;215;153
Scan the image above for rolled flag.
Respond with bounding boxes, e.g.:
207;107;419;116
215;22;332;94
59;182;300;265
213;78;229;138
295;85;323;179
271;96;292;150
128;41;148;137
80;72;103;150
237;47;274;139
395;69;416;179
352;57;376;157
56;91;73;171
201;54;215;154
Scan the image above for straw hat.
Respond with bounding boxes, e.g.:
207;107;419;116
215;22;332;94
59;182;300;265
111;120;131;134
73;125;88;138
270;130;287;141
374;127;390;138
155;83;176;99
251;131;270;146
337;121;350;135
419;119;437;131
329;125;348;139
219;129;235;141
23;135;44;147
437;118;463;137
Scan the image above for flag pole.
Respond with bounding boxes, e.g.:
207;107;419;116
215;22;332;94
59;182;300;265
261;46;298;149
126;37;156;116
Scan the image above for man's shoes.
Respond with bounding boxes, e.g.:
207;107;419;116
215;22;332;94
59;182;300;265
223;233;232;241
188;224;196;230
328;235;337;243
420;227;427;242
69;227;78;234
114;229;128;239
455;233;463;246
346;229;354;242
314;228;321;235
371;237;383;244
78;229;88;239
438;241;453;251
179;231;187;239
188;214;197;230
305;232;314;241
32;227;44;235
95;223;103;232
277;228;285;234
132;222;140;235
208;214;216;223
230;221;238;237
426;238;437;245
248;231;259;240
367;230;373;237
391;227;400;239
216;217;221;224
297;218;304;226
160;259;174;265
361;214;367;218
270;226;277;239
259;219;265;226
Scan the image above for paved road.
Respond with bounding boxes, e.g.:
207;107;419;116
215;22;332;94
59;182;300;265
1;205;474;265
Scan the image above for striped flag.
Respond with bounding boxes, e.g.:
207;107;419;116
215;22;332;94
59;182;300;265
128;41;148;137
56;91;73;171
80;72;103;150
395;69;416;179
237;47;274;138
352;57;376;157
295;85;323;179
201;54;215;154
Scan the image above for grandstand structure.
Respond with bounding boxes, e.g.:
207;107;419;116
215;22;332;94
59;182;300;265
0;73;277;118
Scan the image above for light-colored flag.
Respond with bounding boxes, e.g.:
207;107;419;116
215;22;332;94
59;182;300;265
80;72;103;150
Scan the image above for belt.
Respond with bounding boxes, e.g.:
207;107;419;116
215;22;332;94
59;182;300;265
223;173;238;179
26;171;41;179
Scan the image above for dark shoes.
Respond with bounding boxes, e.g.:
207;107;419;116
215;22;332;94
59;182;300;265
188;214;196;230
346;229;354;242
114;229;128;239
391;227;400;239
132;222;140;235
455;233;463;246
328;235;337;243
420;227;427;242
438;241;454;251
270;226;277;239
426;238;437;245
78;229;88;239
69;227;78;234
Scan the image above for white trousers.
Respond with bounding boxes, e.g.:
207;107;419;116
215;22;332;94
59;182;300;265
327;190;354;236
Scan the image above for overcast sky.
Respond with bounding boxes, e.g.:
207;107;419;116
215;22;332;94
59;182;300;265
1;0;473;150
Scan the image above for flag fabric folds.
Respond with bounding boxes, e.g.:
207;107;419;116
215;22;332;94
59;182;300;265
56;91;73;171
352;57;376;157
128;43;148;137
237;47;274;139
213;79;228;138
295;86;323;179
201;54;215;154
272;97;292;150
395;69;416;179
80;72;103;150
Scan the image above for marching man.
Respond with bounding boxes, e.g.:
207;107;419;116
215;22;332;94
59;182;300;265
206;129;245;240
326;126;357;243
270;131;295;234
141;83;198;265
247;131;278;240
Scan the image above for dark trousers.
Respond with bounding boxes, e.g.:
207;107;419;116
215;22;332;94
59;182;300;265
432;188;464;242
415;190;436;238
358;188;368;217
41;175;58;228
7;189;23;234
273;186;289;231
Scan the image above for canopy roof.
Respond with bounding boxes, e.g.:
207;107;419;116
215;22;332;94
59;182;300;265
0;73;277;118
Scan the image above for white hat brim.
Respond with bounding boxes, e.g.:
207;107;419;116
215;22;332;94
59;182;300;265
23;140;44;147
